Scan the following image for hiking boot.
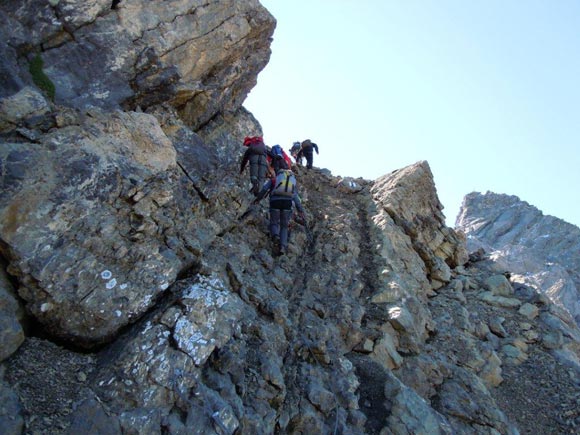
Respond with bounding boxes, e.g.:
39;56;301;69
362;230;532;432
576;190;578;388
279;245;287;256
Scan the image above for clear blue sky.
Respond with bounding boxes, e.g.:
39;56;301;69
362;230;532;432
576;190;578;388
245;1;580;228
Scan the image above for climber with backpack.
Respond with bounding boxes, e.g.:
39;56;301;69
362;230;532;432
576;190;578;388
290;141;303;166
296;139;319;170
240;136;268;196
267;144;293;174
254;168;305;257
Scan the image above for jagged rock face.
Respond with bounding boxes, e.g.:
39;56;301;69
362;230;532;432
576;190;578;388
0;0;272;346
456;191;580;324
2;2;580;434
0;0;275;129
3;149;580;433
0;104;262;346
372;162;468;289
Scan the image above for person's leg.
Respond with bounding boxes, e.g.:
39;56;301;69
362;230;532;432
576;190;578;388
258;155;268;186
279;209;292;253
269;207;281;240
249;155;260;194
305;151;313;169
269;207;281;256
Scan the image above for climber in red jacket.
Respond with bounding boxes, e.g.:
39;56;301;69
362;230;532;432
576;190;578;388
240;136;268;196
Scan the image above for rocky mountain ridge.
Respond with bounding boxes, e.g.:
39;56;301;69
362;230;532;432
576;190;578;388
1;1;580;434
457;191;580;326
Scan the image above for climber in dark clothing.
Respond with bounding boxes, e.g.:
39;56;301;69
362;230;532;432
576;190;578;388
296;139;319;169
254;169;305;256
240;136;269;196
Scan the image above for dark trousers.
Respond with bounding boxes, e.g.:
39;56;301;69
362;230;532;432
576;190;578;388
303;150;314;169
291;152;303;166
249;154;268;193
269;199;292;249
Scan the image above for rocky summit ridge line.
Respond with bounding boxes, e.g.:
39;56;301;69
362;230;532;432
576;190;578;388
1;1;580;434
457;191;580;328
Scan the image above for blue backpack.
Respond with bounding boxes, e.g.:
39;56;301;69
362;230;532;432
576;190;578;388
271;145;284;159
270;145;289;172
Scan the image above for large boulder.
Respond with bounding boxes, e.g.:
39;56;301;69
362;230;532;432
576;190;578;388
0;105;259;347
0;109;178;345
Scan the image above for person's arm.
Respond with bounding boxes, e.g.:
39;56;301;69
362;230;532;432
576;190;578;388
313;143;319;154
254;179;273;203
240;149;250;173
292;191;304;214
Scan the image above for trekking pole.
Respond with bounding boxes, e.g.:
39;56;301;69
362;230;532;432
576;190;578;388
294;213;313;244
238;203;256;221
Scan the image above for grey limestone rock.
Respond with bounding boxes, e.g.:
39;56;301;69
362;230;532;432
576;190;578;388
0;108;182;346
457;191;580;324
0;375;24;435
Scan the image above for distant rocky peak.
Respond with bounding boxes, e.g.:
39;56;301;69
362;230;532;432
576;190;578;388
457;191;580;325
